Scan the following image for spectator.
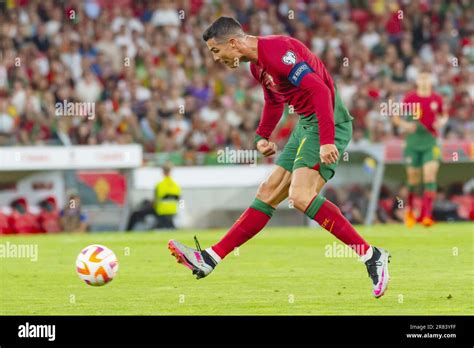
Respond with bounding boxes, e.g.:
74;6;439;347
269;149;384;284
75;71;103;103
154;163;181;229
8;197;42;234
37;196;61;233
0;0;471;156
60;194;89;233
0;208;13;234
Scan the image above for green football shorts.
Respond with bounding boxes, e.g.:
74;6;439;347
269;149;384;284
404;144;441;168
276;114;353;182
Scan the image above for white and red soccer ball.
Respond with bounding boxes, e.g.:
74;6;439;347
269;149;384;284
76;244;119;286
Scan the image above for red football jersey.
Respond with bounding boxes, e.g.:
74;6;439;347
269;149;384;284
402;91;444;136
250;35;342;145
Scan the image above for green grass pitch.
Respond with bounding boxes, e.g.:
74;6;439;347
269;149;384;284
0;222;472;315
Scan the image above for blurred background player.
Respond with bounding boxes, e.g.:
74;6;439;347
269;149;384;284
37;196;61;233
394;72;448;227
154;163;181;229
8;197;41;233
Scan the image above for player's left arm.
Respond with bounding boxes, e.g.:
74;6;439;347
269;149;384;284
265;47;338;164
296;73;339;164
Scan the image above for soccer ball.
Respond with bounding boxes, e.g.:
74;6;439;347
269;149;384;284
75;244;119;286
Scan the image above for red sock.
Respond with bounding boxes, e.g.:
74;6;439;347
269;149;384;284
212;207;271;259
421;191;436;218
408;190;416;212
309;198;370;256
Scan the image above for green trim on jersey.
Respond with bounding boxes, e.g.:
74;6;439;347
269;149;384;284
254;134;267;146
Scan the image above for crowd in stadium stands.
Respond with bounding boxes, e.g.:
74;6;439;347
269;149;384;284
0;1;472;230
0;0;472;157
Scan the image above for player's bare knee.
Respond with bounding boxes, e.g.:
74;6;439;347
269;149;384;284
423;173;437;183
423;168;437;183
288;186;312;211
407;169;421;185
423;162;439;182
255;180;273;203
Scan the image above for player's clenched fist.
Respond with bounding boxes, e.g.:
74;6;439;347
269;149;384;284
257;139;277;157
320;144;339;164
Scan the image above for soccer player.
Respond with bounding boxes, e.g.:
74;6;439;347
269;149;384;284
168;17;391;298
394;72;448;227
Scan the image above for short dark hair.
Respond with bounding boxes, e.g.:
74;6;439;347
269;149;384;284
202;16;244;42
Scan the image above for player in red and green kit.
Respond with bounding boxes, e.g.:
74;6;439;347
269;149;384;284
395;72;448;227
168;17;391;298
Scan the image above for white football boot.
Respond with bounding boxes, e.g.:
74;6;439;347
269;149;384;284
168;237;217;279
363;246;391;298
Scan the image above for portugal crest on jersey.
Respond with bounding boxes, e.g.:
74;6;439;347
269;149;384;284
282;50;296;65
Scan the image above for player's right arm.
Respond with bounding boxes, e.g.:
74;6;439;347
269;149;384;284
393;94;416;134
251;64;285;157
393;116;416;134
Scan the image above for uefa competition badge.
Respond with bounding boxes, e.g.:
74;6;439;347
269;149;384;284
282;51;296;65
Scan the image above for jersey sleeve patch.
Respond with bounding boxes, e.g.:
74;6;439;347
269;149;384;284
288;62;314;87
282;50;296;65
